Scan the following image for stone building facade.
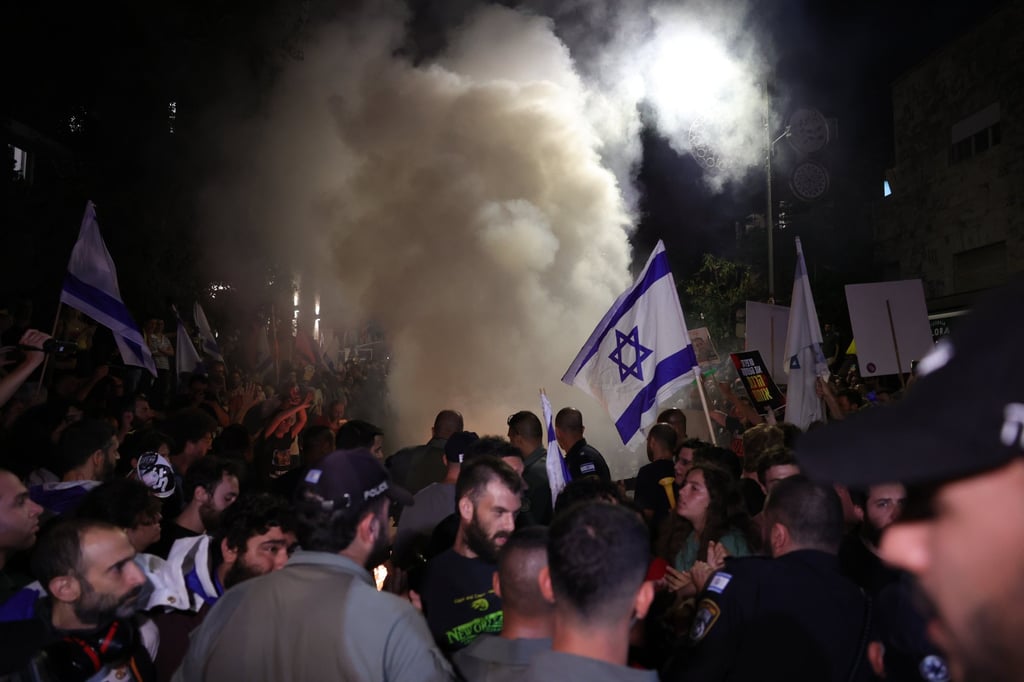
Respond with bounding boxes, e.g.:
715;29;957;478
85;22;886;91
873;1;1024;311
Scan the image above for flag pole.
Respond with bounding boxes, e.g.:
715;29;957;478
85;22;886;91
885;300;907;390
270;305;280;385
692;366;717;443
35;302;64;400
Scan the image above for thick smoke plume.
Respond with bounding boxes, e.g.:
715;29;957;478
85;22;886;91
202;1;768;476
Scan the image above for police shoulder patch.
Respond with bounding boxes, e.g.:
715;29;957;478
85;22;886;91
707;572;732;594
689;598;721;643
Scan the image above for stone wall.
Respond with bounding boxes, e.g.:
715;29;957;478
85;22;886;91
874;2;1024;305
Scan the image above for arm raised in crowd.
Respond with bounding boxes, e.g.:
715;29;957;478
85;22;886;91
262;394;312;439
816;378;845;421
0;330;49;409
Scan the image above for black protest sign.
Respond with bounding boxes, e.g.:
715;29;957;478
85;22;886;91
730;350;786;414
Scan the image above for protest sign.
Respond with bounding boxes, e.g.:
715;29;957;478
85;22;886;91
730;350;786;414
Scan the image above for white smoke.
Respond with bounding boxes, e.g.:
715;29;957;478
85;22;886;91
201;0;769;477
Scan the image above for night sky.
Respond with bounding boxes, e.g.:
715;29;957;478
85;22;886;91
1;0;1011;315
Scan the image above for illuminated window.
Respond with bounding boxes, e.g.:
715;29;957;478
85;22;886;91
10;146;27;179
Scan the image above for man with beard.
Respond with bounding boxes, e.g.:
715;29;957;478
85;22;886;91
418;456;523;655
30;419;119;517
839;482;906;594
144;494;297;680
796;277;1024;682
175;448;453;681
147;457;240;559
0;518;157;681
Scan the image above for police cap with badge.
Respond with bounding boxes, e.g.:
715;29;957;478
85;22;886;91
303;447;413;513
797;276;1024;492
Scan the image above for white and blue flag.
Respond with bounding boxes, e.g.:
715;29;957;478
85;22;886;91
783;237;830;429
194;302;224;363
173;306;202;379
562;240;698;445
60;202;156;376
541;390;571;502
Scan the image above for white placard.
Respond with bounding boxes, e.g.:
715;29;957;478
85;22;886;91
845;279;934;377
745;301;790;381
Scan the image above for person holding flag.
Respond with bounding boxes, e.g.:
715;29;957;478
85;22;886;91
562;241;713;455
59;202;156;377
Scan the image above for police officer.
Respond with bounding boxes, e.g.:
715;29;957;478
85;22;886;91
554;408;611;483
664;476;872;682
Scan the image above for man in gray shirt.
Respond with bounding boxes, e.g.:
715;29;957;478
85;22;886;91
523;502;657;681
454;526;553;681
174;448;453;682
393;431;478;569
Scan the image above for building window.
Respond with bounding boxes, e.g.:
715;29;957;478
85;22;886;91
10;146;28;180
950;104;1001;164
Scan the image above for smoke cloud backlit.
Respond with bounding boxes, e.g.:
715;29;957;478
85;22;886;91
201;0;769;476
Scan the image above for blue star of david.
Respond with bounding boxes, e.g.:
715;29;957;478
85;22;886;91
608;326;652;382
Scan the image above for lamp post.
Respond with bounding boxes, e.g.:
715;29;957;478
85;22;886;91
764;112;790;302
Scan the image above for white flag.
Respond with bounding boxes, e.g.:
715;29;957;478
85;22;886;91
59;202;156;375
194;303;224;363
174;308;202;379
783;237;830;429
562;240;698;445
541;391;569;505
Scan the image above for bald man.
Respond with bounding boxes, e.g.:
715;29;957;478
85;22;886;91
555;408;610;483
453;527;554;681
388;409;464;494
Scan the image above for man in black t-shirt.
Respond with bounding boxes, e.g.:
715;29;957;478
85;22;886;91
839;482;906;595
634;424;678;534
418;456;523;655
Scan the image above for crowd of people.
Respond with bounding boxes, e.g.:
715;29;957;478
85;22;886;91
0;276;1019;682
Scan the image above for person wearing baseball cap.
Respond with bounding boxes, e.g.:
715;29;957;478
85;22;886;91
798;277;1024;682
175;448;454;682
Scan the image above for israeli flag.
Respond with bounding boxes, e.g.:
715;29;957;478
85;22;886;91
562;241;698;444
194;303;224;363
541;390;571;503
60;202;156;376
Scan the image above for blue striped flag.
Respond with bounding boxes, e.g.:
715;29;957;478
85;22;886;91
562;240;698;444
541;390;571;503
194;303;224;363
59;202;156;376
